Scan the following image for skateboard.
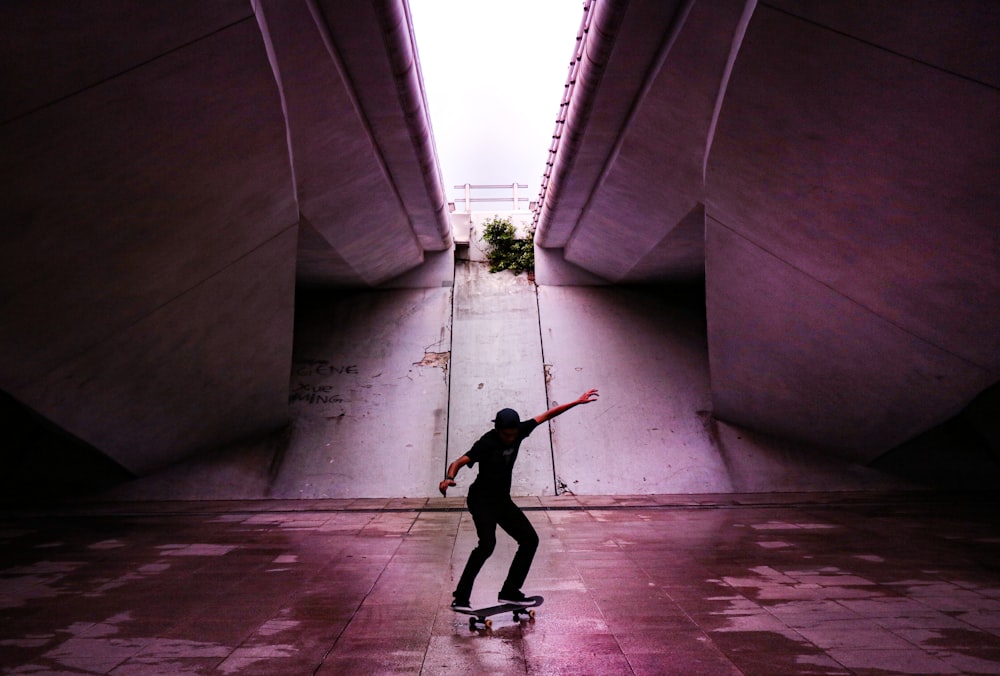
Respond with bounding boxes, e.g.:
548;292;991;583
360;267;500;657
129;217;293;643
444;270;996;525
451;596;543;631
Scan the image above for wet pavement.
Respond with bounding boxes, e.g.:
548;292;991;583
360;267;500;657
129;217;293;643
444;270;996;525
2;492;1000;675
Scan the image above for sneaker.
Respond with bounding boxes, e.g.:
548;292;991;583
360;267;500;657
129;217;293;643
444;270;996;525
498;589;532;606
451;597;471;611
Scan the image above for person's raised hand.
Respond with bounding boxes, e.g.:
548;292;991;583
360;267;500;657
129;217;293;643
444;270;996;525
577;389;599;404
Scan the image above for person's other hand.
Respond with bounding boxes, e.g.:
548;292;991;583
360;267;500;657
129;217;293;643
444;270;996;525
439;478;455;496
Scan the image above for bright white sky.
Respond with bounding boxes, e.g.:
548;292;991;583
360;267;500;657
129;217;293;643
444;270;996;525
408;0;583;208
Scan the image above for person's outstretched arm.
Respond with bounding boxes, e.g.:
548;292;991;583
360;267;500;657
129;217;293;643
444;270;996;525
439;455;470;496
533;389;599;424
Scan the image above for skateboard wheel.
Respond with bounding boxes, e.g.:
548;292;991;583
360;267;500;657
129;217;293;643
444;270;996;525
484;619;493;629
528;609;536;618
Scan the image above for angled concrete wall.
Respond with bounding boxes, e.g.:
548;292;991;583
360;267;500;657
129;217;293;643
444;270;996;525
0;6;298;473
705;3;1000;459
256;0;451;288
537;0;746;283
535;0;1000;462
4;0;996;484
1;0;452;473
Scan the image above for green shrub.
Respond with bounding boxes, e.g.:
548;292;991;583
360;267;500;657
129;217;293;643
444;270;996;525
481;215;534;274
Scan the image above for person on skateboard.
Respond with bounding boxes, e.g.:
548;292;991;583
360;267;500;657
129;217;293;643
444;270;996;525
439;389;599;610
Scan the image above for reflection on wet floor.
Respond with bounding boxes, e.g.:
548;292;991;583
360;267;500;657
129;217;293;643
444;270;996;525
1;493;999;674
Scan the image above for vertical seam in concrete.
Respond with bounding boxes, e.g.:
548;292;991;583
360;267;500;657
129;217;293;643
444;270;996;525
443;261;457;476
534;283;558;495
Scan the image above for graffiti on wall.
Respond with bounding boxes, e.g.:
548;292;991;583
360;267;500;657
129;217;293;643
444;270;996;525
289;359;358;406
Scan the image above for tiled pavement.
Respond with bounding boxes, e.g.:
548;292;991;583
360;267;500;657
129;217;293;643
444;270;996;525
2;492;1000;675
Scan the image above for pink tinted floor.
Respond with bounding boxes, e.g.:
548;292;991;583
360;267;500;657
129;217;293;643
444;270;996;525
1;492;999;675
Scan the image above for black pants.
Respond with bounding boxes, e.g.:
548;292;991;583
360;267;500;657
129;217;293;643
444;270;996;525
454;489;539;600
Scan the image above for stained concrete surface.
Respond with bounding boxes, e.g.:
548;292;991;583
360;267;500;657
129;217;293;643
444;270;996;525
538;285;728;494
102;263;908;502
271;288;453;500
536;284;905;496
2;493;1000;674
447;261;552;498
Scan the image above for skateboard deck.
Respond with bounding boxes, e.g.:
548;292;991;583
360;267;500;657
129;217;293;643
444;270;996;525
451;596;543;630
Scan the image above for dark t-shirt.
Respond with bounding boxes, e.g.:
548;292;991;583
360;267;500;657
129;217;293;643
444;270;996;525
466;419;539;497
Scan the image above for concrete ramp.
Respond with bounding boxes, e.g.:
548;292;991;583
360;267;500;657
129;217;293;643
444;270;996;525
448;261;551;496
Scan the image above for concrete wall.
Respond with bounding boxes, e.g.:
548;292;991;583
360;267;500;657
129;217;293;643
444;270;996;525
0;0;451;473
258;0;451;288
0;4;298;473
4;0;996;484
705;2;999;459
535;0;1000;462
537;0;744;283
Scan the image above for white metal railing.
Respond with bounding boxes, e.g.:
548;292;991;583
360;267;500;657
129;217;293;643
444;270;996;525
449;183;533;212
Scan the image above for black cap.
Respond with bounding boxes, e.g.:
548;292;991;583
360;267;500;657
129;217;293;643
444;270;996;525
493;408;520;429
